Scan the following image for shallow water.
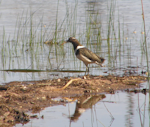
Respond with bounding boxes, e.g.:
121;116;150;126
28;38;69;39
0;0;150;83
16;83;148;127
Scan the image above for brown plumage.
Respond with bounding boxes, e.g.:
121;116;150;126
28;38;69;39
65;37;105;74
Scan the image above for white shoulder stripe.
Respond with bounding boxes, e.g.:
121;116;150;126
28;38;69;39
75;45;85;54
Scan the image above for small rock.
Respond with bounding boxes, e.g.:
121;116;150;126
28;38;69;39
57;79;61;82
41;115;44;119
30;115;38;119
42;96;46;100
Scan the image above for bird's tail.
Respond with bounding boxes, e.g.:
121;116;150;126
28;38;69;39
98;57;105;67
98;57;105;63
100;57;105;63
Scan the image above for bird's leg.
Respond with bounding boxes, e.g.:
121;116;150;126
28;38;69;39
85;66;89;76
87;66;89;74
85;66;87;75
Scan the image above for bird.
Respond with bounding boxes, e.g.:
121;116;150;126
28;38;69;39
62;37;105;74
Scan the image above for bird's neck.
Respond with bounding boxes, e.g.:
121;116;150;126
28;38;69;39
71;41;82;50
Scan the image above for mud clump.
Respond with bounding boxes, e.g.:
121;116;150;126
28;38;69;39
0;75;147;126
0;105;29;126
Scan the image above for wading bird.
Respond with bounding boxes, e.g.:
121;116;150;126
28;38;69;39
62;37;105;74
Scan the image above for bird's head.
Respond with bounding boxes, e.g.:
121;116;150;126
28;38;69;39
66;37;77;43
61;37;82;49
62;37;77;44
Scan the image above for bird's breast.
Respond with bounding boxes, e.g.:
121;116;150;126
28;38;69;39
75;45;85;55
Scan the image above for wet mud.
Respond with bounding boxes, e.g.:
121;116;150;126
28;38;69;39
0;75;147;126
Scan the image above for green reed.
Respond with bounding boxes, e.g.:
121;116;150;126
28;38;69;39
140;1;149;127
0;0;149;77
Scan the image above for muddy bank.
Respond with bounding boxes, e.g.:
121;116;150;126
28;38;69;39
0;75;147;126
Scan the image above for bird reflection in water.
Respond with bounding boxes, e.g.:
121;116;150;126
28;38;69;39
68;94;106;122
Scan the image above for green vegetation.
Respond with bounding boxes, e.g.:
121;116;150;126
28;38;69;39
0;0;149;81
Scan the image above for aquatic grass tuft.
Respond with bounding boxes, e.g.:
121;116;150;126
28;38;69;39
0;0;149;82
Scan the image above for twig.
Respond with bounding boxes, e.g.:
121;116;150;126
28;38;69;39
55;78;81;91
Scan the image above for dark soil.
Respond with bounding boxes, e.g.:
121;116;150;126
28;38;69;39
0;75;147;126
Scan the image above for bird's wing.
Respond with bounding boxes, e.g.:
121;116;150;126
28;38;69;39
78;48;105;64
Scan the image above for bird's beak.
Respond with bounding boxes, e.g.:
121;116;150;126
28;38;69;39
61;41;67;45
61;39;69;45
